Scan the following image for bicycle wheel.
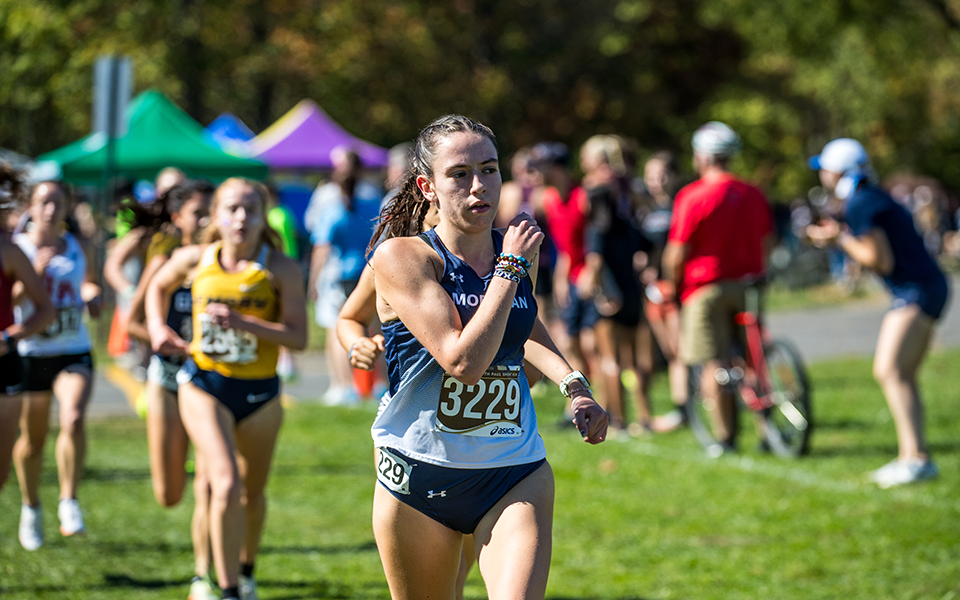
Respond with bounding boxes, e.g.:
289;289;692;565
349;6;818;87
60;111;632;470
761;339;813;457
685;364;723;450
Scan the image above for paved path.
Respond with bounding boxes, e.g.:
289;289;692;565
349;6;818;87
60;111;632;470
85;277;960;420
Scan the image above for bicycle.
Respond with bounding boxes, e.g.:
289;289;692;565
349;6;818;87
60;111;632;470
685;282;813;458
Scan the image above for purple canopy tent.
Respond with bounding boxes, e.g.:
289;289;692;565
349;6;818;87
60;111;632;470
245;100;389;170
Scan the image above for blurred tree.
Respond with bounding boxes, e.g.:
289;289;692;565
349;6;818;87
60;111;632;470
3;0;960;203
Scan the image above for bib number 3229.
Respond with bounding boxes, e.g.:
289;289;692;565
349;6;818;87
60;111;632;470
436;365;523;437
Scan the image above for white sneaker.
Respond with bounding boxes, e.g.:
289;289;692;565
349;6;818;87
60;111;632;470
870;458;938;489
239;575;259;600
18;504;43;551
188;576;219;600
58;498;86;536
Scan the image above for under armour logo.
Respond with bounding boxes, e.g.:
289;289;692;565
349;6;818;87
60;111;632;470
450;273;464;283
427;490;447;498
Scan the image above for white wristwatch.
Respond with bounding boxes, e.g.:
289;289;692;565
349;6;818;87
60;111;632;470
559;370;590;398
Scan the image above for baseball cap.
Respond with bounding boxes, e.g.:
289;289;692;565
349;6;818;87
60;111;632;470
692;121;742;156
808;138;869;174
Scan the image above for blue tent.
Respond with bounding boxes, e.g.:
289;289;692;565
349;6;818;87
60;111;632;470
204;113;255;155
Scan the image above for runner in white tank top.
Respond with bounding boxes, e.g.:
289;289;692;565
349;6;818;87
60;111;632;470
11;181;102;551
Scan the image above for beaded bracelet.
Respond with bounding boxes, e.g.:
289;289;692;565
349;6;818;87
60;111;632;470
493;267;522;283
496;260;527;279
497;253;532;271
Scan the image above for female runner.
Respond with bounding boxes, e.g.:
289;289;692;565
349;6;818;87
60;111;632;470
126;180;216;599
146;178;307;600
12;180;102;550
0;165;55;499
369;114;607;600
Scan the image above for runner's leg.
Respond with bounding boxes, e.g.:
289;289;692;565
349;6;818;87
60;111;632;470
146;382;190;506
373;484;464;600
13;391;53;506
0;394;21;492
474;462;554;600
873;305;936;460
52;366;93;501
234;398;284;567
179;382;243;591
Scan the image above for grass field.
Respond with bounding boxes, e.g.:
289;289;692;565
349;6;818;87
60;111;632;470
1;350;959;599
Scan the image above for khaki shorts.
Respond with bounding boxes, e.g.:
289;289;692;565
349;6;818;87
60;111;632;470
680;282;750;365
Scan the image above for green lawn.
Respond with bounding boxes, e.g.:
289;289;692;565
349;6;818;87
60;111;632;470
1;350;959;599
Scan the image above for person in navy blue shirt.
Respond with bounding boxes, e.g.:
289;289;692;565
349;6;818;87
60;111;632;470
807;138;948;489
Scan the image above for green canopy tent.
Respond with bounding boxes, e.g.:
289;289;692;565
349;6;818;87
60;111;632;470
37;90;267;184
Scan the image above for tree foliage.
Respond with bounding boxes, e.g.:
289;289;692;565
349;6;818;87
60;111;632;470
3;0;960;200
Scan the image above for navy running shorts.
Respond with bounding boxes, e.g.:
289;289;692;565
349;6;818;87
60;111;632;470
890;276;950;320
177;359;280;423
375;447;546;534
561;291;600;337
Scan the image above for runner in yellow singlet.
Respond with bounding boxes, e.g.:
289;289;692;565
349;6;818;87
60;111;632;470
146;178;307;600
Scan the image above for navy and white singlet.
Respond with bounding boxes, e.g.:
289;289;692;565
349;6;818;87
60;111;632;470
371;228;546;469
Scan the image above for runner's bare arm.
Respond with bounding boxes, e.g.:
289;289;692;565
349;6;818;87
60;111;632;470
146;245;203;355
375;233;533;385
523;317;607;444
127;254;169;344
337;265;383;371
0;241;54;342
103;227;146;298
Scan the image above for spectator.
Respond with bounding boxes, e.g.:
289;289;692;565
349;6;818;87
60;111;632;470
579;135;652;435
662;122;773;456
540;142;603;418
639;151;689;432
807;138;948;488
307;150;382;404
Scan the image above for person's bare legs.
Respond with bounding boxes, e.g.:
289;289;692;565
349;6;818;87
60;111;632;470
456;534;476;600
474;462;554;600
191;455;212;578
326;327;355;398
593;319;624;429
629;321;653;427
701;359;736;446
235;399;284;568
146;382;190;506
873;305;936;460
178;383;243;591
14;391;53;506
373;484;464;600
52;367;93;502
0;394;21;493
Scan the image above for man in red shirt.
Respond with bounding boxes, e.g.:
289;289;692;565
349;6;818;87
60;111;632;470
662;122;773;454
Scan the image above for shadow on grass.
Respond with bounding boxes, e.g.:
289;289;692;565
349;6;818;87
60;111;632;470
548;596;651;600
84;467;153;482
813;417;872;431
91;540;194;553
0;575;191;595
271;461;370;477
103;574;191;589
260;539;378;555
811;439;960;458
